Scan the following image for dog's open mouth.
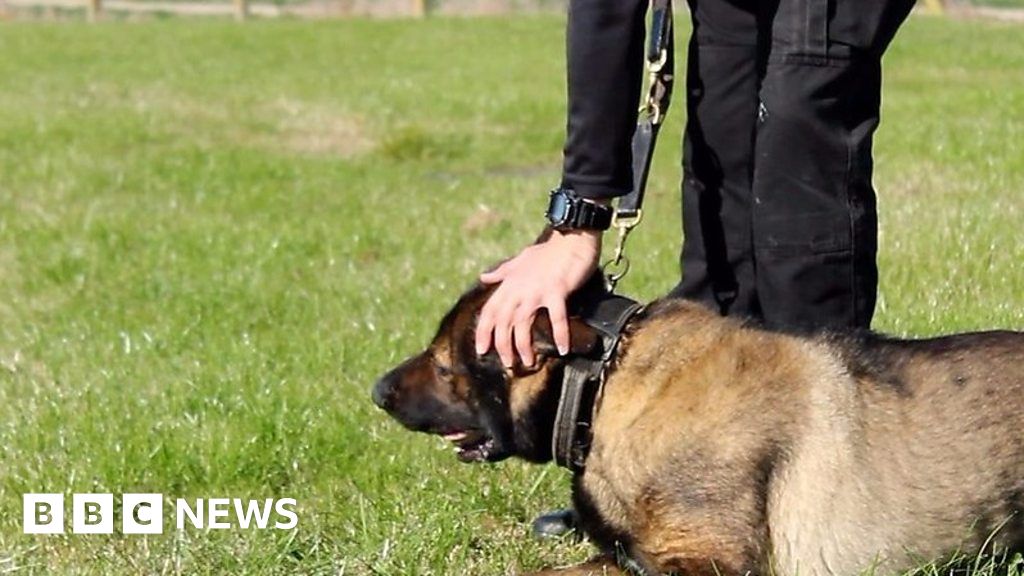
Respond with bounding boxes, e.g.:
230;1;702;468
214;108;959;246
441;430;495;463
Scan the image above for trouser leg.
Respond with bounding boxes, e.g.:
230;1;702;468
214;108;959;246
672;0;763;318
752;0;915;331
752;57;882;330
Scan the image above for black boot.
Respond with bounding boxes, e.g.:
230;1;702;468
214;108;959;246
531;508;579;539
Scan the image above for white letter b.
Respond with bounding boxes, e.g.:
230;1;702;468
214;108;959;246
23;494;64;534
73;494;113;534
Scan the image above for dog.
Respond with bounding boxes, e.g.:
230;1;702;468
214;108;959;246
372;277;1024;576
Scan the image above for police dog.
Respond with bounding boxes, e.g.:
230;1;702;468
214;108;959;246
372;277;1024;576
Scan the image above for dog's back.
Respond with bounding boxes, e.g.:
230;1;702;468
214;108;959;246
772;329;1024;576
583;300;1024;576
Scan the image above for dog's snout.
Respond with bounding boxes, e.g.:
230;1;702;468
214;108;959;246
372;375;395;410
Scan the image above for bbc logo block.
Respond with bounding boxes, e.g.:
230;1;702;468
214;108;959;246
23;491;166;532
72;493;114;534
23;494;63;534
123;493;163;534
24;493;140;534
23;493;297;534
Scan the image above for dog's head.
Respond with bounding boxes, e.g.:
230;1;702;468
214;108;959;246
372;281;601;464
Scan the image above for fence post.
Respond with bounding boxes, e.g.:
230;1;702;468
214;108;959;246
86;0;101;21
411;0;425;17
234;0;248;20
923;0;944;13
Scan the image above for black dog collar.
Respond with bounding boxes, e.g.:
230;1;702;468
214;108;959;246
551;290;645;472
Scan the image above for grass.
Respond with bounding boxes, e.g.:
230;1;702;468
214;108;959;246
0;13;1021;575
969;0;1024;8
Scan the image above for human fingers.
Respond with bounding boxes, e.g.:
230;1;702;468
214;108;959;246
513;306;537;368
480;258;515;284
474;294;500;356
544;296;570;356
492;300;517;368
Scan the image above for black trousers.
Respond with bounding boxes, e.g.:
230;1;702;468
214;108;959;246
670;0;916;330
561;0;915;332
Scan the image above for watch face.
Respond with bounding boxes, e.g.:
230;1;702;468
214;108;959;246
548;192;570;225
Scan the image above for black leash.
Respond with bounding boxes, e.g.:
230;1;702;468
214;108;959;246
552;0;674;473
603;0;675;291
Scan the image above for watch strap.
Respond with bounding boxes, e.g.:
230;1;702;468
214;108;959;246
570;200;612;230
548;188;613;231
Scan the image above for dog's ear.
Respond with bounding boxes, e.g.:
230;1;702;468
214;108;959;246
531;311;601;357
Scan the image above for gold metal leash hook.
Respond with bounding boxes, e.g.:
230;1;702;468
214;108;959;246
603;256;630;291
611;225;628;265
613;209;644;232
647;99;662;127
648;46;669;74
602;210;643;291
644;61;666;125
636;50;666;123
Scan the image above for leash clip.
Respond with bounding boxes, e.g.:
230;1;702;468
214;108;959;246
602;210;643;291
641;50;670;125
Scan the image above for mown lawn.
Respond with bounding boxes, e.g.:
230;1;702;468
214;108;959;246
0;14;1021;575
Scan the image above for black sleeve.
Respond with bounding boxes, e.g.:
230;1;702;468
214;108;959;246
560;0;648;200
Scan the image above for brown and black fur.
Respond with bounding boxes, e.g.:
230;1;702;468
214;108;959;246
373;281;1024;576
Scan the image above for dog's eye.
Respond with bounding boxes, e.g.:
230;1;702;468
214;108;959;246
435;365;453;379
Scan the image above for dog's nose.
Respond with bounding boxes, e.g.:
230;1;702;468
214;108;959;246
372;376;394;410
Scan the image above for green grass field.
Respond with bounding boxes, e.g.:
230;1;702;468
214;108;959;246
972;0;1024;8
0;14;1021;575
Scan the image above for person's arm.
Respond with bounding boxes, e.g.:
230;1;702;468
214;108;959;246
474;0;647;368
562;0;648;200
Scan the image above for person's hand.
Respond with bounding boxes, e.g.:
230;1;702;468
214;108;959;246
475;228;602;368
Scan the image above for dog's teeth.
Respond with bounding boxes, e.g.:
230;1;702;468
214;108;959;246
443;432;468;442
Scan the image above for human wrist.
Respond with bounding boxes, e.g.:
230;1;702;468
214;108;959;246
549;228;603;252
553;227;602;240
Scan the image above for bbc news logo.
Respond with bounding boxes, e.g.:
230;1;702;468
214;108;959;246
23;494;298;534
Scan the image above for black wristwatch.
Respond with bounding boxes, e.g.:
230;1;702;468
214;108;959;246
545;187;613;231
